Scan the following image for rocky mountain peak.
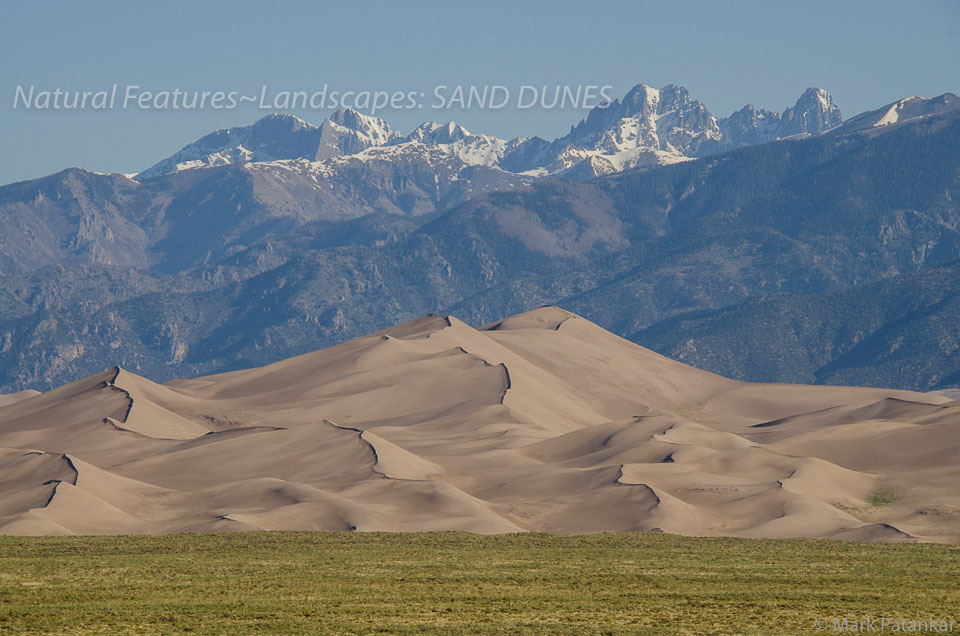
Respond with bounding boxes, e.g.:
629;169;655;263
403;121;472;145
618;84;661;118
778;87;842;137
656;84;696;113
251;112;316;132
316;109;400;160
325;108;399;144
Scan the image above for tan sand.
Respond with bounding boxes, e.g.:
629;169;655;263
0;307;956;542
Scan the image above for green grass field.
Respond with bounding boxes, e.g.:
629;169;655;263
1;532;957;634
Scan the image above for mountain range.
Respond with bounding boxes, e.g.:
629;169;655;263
0;82;958;394
135;84;845;183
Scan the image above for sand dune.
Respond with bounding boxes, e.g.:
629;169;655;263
0;390;40;408
0;307;956;542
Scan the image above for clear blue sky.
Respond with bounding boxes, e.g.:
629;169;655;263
1;0;957;185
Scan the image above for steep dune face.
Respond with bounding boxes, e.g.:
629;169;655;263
0;307;956;541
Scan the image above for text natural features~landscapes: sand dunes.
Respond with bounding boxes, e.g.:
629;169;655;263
0;307;958;542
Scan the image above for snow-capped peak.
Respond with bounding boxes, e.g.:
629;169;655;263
619;83;661;116
254;112;317;131
324;108;400;146
541;82;722;177
136;113;329;179
778;87;842;137
402;121;473;145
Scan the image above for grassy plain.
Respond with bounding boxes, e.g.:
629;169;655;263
1;532;957;634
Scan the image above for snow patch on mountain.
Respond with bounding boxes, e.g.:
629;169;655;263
875;104;901;127
832;93;960;135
